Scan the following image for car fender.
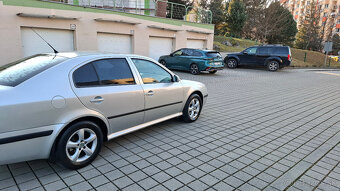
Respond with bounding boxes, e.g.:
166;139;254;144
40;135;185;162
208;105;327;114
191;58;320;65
225;55;240;64
158;55;169;62
189;59;206;71
48;108;110;160
264;57;282;66
180;80;208;110
52;106;110;142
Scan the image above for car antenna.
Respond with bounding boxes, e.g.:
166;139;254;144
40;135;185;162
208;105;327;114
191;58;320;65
31;28;59;54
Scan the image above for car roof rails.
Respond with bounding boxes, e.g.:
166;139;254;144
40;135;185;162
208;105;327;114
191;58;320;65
258;44;284;47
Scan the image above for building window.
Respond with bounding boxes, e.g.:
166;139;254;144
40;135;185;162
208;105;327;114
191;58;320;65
336;28;340;33
325;4;329;8
324;12;328;17
338;19;340;24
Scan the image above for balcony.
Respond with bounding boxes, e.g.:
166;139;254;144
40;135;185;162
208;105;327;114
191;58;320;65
42;0;212;24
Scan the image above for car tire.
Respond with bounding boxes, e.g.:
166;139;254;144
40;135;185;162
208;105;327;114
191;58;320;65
190;64;200;75
226;58;238;69
182;94;202;123
267;60;279;72
209;70;217;74
56;121;103;170
160;60;167;67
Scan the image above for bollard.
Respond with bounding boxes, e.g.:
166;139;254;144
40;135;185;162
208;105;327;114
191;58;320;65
304;52;307;62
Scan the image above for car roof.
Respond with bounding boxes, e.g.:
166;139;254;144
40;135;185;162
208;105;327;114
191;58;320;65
251;45;290;48
182;48;219;52
43;52;152;60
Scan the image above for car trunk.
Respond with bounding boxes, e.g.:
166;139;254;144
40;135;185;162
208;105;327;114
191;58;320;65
205;52;223;66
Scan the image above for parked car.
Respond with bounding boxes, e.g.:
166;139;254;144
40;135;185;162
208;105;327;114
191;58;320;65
224;45;292;71
0;52;208;169
159;48;224;75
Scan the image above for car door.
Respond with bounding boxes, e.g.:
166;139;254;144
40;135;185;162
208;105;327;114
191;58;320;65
130;58;184;123
255;47;271;66
166;49;184;70
238;47;258;65
176;49;193;70
71;58;145;135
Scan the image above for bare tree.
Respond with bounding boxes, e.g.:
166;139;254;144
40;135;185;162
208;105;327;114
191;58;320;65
295;0;322;51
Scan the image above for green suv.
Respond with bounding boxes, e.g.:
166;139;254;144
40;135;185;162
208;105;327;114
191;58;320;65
159;48;224;75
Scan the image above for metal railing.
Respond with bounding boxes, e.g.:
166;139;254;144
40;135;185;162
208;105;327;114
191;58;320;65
43;0;212;24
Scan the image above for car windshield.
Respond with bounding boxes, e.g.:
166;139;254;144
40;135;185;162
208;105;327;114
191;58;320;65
243;47;257;54
206;52;222;58
0;54;69;87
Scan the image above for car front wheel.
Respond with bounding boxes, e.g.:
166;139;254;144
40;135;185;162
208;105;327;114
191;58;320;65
182;94;202;123
190;64;200;75
56;121;103;169
226;59;238;69
209;70;217;74
160;60;167;67
267;60;279;72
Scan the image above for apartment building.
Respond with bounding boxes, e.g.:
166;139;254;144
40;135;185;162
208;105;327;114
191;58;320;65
51;0;158;15
281;0;340;40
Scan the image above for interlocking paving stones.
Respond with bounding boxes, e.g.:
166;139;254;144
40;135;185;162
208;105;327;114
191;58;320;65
2;69;340;190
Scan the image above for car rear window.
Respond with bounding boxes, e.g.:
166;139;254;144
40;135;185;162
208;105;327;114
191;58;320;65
206;52;222;58
274;47;289;54
0;54;69;87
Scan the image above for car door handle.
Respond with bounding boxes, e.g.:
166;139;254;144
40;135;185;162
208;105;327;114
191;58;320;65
90;96;104;103
145;90;154;96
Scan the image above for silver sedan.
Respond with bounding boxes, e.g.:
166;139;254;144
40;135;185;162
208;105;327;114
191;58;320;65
0;52;208;169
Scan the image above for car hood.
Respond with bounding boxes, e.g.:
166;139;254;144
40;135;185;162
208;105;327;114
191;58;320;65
181;79;204;86
159;55;170;59
228;52;243;56
0;85;12;91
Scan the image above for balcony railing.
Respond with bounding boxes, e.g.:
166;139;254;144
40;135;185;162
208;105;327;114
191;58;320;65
42;0;212;24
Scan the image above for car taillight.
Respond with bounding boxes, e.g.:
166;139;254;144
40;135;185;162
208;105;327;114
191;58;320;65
288;54;291;61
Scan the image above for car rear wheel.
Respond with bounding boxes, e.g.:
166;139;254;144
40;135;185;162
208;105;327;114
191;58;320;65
56;121;103;169
227;59;238;69
182;94;202;123
160;60;167;67
209;70;217;74
190;64;200;75
267;60;279;72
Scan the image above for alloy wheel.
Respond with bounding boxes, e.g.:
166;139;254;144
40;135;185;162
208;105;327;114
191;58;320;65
160;60;166;66
188;98;201;120
227;59;237;68
190;64;199;75
65;128;98;163
268;62;279;71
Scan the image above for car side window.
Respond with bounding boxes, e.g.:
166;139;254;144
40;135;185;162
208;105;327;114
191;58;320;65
92;58;135;85
73;63;100;87
132;59;172;84
193;51;203;57
173;50;183;56
185;49;194;56
244;47;257;55
274;47;289;54
257;47;269;55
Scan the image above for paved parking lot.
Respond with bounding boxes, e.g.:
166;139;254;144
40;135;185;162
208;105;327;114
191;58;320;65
1;68;340;191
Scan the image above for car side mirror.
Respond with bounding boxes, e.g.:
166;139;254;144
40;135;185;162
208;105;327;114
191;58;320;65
170;53;174;57
243;51;248;55
172;75;180;82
